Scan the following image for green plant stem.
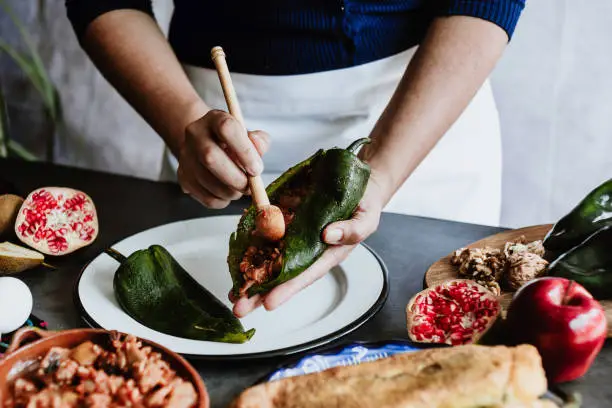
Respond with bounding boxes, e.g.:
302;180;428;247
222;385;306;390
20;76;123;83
0;0;61;162
0;0;57;119
0;85;8;158
8;140;37;161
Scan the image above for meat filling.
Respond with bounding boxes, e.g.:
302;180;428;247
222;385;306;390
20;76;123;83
239;179;311;295
239;244;284;292
4;333;198;408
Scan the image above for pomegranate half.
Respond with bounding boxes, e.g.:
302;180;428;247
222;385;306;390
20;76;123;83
406;279;501;346
14;187;99;256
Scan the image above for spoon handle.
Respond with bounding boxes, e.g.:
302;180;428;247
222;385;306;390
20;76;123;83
211;46;270;207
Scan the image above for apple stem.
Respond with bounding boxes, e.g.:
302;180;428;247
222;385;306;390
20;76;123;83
561;280;576;306
41;262;56;270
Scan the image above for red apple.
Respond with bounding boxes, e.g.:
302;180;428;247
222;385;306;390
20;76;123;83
505;276;607;384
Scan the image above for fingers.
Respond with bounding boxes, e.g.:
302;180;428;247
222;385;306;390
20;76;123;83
207;110;264;176
229;198;379;315
229;130;270;196
187;125;250;192
179;148;243;201
229;244;356;317
263;245;354;311
232;293;264;318
228;288;264;318
193;166;243;201
177;165;230;209
228;245;352;317
322;206;380;246
181;110;273;206
248;130;270;156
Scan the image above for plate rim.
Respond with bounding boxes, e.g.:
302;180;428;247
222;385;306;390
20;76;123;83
72;216;390;361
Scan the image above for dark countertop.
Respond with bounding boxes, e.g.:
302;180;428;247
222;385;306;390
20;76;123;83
1;158;610;407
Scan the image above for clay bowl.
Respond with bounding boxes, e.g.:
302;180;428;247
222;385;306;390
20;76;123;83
0;327;210;407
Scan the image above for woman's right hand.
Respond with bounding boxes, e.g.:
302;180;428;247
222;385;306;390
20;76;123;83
177;109;270;208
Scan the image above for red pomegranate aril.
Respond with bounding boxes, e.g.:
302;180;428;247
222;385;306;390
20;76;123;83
14;187;99;256
406;279;501;346
450;332;464;343
48;235;69;253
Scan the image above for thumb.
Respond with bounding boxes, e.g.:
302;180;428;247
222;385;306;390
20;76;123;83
322;210;378;246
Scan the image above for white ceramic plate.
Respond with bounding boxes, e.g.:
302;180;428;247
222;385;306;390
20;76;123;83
75;215;388;360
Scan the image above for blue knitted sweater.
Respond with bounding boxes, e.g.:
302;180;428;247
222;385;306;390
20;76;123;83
66;0;526;75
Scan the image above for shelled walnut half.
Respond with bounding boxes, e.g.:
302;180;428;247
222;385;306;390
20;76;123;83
450;247;505;295
450;236;549;295
503;236;546;258
504;251;549;290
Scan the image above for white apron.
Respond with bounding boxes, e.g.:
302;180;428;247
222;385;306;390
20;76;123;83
160;46;502;227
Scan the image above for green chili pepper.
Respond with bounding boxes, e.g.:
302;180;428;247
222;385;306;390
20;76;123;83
543;178;612;259
108;245;255;343
547;226;612;300
227;138;371;298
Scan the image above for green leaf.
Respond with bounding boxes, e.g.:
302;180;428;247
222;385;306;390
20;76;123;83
8;139;37;161
0;40;48;102
0;86;7;158
0;0;59;120
0;0;62;161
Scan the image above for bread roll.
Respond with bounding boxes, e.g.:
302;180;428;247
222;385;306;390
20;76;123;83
229;344;553;408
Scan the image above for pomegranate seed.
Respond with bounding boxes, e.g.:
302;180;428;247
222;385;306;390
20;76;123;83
14;187;99;256
407;280;500;346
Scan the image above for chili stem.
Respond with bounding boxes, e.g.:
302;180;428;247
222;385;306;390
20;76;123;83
105;247;128;263
346;137;371;154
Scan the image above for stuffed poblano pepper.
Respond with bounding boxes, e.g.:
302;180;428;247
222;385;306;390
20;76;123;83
227;138;371;298
543;178;612;259
548;225;612;300
108;245;255;343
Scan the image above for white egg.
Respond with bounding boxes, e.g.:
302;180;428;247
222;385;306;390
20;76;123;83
0;277;33;335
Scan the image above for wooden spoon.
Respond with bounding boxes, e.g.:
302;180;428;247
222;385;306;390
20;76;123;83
211;46;285;241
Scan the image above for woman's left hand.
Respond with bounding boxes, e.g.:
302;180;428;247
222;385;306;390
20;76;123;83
230;173;388;317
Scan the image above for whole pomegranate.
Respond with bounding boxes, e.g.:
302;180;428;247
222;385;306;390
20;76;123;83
14;187;99;256
406;279;501;346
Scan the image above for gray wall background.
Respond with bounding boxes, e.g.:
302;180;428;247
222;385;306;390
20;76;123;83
1;0;610;229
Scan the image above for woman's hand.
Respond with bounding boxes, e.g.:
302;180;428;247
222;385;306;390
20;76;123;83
230;172;387;317
177;109;270;209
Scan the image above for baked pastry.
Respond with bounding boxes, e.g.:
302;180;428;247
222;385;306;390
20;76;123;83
229;344;556;408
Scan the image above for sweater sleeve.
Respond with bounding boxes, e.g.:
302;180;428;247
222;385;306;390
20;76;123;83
435;0;526;40
65;0;154;42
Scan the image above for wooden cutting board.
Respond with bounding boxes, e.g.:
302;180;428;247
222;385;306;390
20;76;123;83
424;224;612;337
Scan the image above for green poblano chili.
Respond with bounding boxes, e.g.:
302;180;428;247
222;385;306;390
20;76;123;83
109;245;255;343
548;226;612;300
227;138;371;298
544;178;612;259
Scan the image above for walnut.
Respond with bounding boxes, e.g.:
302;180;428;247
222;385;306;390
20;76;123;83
505;251;549;290
450;247;505;295
450;237;549;295
503;236;545;258
450;248;468;266
525;240;546;257
479;280;502;296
